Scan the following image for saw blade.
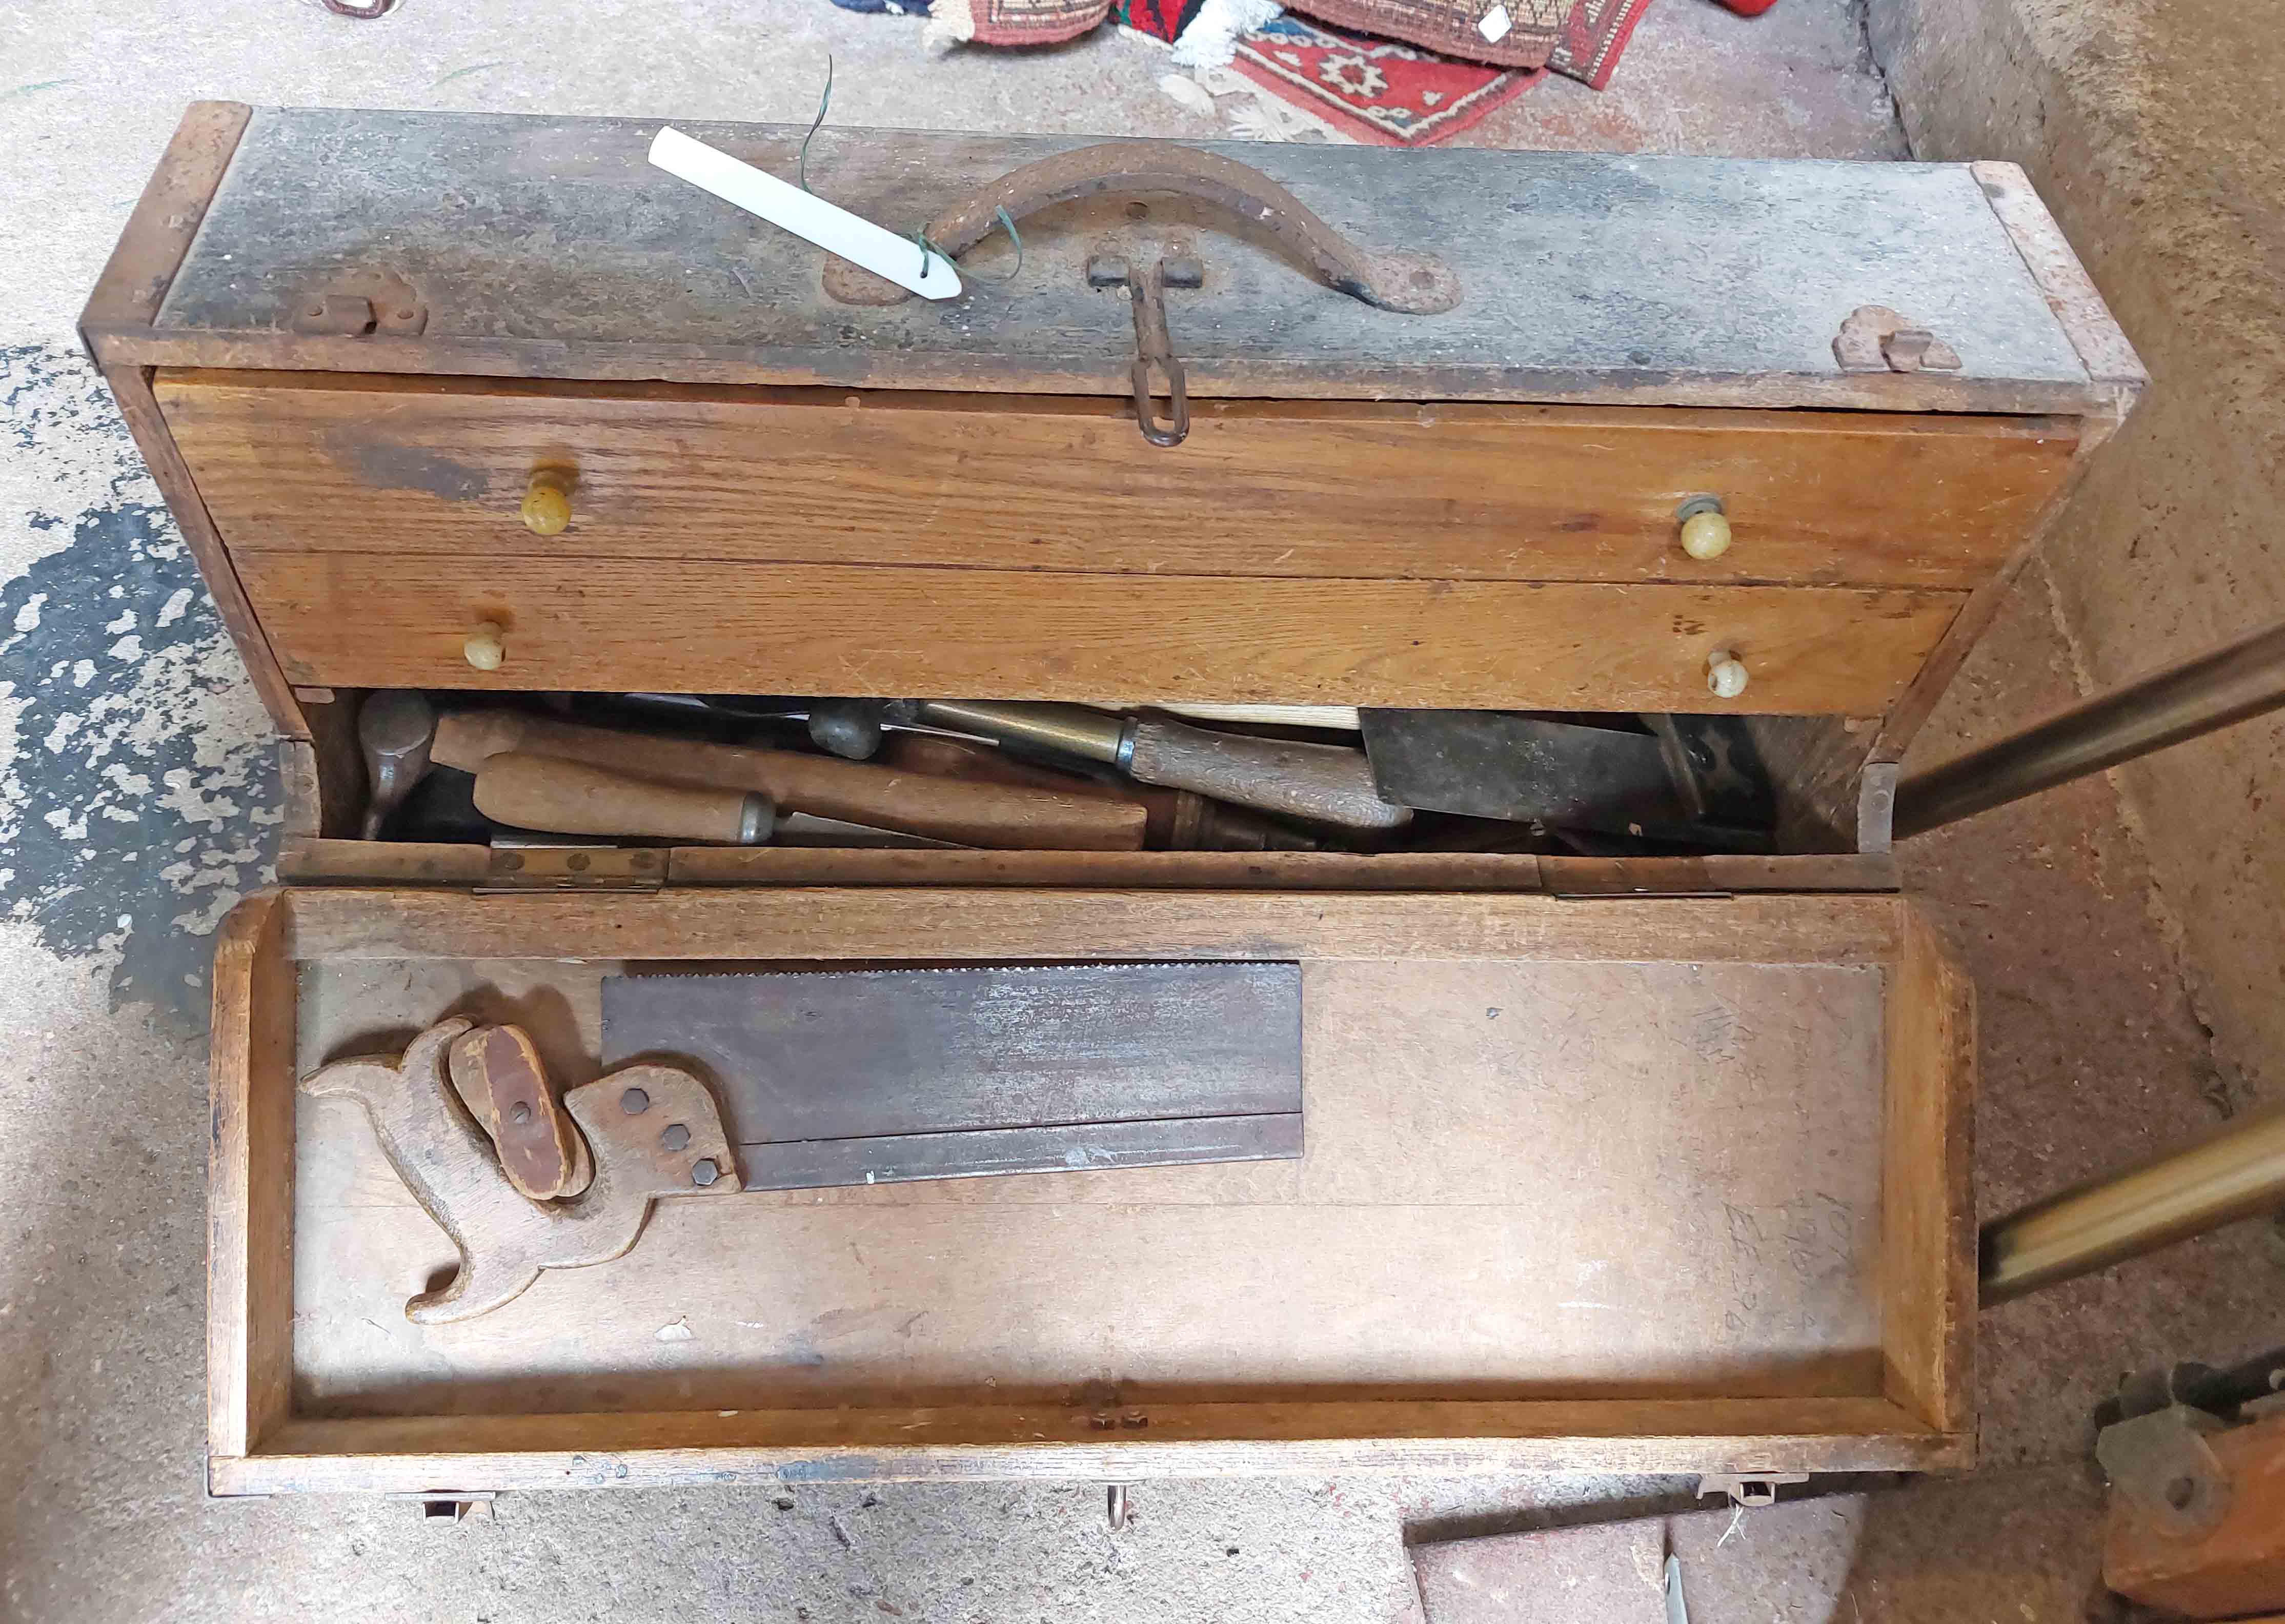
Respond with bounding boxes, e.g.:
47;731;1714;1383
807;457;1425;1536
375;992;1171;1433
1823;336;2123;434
601;962;1304;1191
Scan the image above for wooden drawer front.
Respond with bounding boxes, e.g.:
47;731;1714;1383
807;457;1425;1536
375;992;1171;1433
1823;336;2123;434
234;552;1963;713
157;372;2075;589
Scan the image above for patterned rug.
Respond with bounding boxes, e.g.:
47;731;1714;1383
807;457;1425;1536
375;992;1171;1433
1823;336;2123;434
1546;0;1653;90
1226;14;1544;146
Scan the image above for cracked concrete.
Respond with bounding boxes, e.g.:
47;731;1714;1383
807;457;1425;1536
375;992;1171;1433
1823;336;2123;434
1;0;2277;1618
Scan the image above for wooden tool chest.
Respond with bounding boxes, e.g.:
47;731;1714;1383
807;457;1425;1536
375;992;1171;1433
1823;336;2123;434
85;103;2141;1496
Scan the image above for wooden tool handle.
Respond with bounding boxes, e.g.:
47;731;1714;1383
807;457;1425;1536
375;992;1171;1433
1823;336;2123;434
880;734;1321;851
1126;718;1412;830
473;752;772;844
437;711;1147;851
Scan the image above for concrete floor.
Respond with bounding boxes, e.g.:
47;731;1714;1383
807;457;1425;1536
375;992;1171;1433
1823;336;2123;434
1;1;2277;1618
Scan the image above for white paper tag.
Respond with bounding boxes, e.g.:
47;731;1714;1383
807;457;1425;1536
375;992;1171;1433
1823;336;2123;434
1478;3;1512;40
648;126;962;301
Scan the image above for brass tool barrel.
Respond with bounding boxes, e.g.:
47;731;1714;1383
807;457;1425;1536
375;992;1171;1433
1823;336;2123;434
1981;1110;2285;1304
1897;619;2285;838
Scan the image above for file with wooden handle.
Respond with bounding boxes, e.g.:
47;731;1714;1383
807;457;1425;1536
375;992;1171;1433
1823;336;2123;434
433;709;1147;851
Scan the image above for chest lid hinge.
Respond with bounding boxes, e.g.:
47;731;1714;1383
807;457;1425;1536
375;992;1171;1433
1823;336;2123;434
474;846;665;894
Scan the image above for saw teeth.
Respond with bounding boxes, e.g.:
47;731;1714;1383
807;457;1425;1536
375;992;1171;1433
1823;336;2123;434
622;960;1290;983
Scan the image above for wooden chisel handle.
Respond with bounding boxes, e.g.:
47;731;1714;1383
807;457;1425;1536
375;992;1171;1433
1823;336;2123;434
473;753;773;844
1125;718;1412;830
435;710;1147;851
879;734;1323;850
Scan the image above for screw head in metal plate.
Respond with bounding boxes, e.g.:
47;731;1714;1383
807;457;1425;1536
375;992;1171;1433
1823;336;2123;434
690;1159;720;1187
620;1087;651;1114
510;1101;532;1125
661;1123;692;1151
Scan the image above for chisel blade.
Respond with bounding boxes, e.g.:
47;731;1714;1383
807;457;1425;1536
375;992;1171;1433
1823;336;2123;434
601;962;1304;1190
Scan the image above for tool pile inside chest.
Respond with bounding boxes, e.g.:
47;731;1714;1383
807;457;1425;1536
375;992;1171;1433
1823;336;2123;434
87;103;2139;1494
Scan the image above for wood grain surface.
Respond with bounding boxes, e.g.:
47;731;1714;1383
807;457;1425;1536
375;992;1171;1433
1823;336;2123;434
1879;907;1977;1436
207;891;295;1460
293;955;1886;1413
204;885;1972;1488
274;838;1902;895
102;364;311;740
232;554;1964;715
276;885;1908;965
471;752;764;845
123;111;2106;418
80;102;250;334
218;1397;1960;1494
157;372;2075;591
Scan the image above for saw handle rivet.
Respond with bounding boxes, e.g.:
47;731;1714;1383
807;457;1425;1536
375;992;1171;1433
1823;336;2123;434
620;1087;651;1114
661;1123;692;1151
691;1159;720;1187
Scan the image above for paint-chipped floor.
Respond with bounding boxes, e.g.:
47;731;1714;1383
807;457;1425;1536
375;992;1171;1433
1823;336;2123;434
0;3;2272;1619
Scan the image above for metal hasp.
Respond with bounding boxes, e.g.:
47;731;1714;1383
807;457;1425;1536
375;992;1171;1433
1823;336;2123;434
823;142;1459;444
1090;254;1198;448
1896;617;2285;838
1979;1108;2285;1304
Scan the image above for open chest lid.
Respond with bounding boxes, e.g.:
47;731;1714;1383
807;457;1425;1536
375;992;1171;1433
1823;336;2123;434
124;105;2138;414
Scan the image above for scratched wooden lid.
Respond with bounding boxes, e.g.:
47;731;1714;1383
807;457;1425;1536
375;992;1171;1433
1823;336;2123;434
133;107;2135;414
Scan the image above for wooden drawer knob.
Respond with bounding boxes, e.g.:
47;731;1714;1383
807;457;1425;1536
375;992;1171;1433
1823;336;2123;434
1707;648;1749;699
520;468;574;536
464;620;507;672
1676;495;1731;561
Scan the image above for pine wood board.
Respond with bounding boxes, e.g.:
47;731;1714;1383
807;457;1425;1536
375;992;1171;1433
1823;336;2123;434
230;553;1965;715
290;955;1885;1418
125;111;2106;413
277;886;1907;966
207;884;1974;1489
157;372;2075;592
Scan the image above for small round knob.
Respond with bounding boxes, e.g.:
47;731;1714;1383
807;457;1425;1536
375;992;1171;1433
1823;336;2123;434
1707;648;1749;699
1676;495;1731;561
520;468;574;536
463;620;507;672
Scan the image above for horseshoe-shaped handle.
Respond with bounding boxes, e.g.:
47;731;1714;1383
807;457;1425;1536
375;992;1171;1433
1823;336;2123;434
822;141;1461;314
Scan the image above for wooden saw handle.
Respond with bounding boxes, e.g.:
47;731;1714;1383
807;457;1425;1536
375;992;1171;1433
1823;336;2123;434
473;752;773;844
447;1023;592;1201
436;710;1147;851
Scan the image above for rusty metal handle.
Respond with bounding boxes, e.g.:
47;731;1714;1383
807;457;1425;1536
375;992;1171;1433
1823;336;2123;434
823;142;1461;314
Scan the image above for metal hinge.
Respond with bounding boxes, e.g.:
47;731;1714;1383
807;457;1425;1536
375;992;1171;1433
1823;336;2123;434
393;1491;498;1523
1833;304;1961;373
474;846;665;894
1696;1472;1809;1510
288;269;428;337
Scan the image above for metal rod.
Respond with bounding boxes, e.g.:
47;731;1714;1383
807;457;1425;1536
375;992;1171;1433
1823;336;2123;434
1894;619;2285;838
1980;1110;2285;1304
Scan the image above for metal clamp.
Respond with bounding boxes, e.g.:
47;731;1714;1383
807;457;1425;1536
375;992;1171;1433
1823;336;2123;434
2096;1405;2234;1540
